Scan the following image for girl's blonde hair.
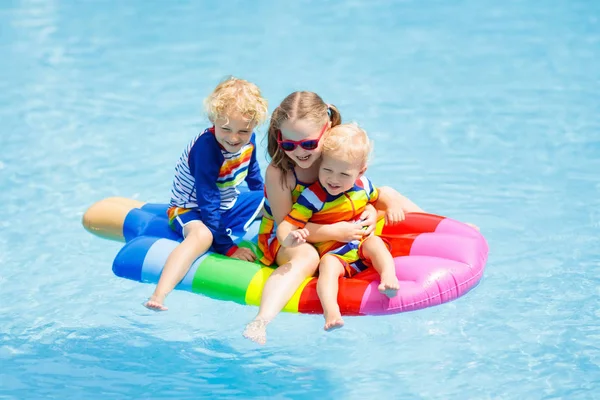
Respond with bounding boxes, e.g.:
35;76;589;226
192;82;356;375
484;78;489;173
204;76;268;126
267;91;342;174
322;122;373;169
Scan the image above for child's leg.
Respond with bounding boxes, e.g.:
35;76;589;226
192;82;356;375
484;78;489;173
361;236;400;298
144;221;213;310
243;243;320;345
317;254;346;331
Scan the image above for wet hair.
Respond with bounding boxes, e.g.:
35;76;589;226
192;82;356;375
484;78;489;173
266;91;342;176
322;122;373;169
203;76;268;126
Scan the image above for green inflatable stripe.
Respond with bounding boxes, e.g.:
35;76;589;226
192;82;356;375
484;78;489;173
191;240;263;303
238;239;263;259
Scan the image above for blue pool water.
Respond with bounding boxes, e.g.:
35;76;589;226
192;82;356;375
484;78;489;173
1;0;599;398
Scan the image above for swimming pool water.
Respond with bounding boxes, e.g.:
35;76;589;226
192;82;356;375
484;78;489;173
1;0;599;398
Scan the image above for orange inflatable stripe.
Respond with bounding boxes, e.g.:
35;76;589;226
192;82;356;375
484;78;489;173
379;213;443;236
297;276;370;315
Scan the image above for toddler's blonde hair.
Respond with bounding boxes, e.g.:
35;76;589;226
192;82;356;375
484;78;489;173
322;122;373;169
204;76;268;126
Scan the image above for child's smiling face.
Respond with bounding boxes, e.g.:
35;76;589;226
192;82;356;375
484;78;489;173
214;111;256;153
278;119;329;169
318;152;365;196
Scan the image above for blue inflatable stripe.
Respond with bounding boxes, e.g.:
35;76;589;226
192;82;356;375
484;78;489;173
113;236;160;282
140;238;179;285
140;203;170;217
123;209;153;242
143;217;180;241
139;238;207;290
123;208;180;242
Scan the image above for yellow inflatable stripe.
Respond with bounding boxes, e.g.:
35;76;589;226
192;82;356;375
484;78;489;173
245;267;312;313
283;276;312;313
375;217;386;235
245;267;273;307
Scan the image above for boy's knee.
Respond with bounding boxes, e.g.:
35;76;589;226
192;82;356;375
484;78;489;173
184;221;213;244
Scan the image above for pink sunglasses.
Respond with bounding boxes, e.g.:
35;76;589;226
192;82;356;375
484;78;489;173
276;121;328;151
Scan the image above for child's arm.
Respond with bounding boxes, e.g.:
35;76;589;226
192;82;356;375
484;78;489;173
245;133;264;191
277;220;309;248
271;177;316;247
303;207;376;243
373;184;425;225
357;203;378;236
189;137;239;257
378;186;424;213
277;198;314;247
265;166;369;243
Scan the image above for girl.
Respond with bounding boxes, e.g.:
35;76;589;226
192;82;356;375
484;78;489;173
243;92;423;344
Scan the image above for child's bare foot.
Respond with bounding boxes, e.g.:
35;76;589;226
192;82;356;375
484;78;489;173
378;274;400;298
143;295;168;311
323;309;344;331
243;319;268;345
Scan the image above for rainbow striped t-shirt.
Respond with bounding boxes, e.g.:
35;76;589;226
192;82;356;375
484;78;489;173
169;126;263;254
283;176;379;255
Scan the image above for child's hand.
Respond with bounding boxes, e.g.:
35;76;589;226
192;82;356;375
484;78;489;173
359;205;378;236
230;247;257;262
385;205;405;226
282;229;309;247
332;221;367;243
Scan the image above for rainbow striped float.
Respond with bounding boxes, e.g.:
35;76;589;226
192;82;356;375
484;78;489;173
82;197;488;315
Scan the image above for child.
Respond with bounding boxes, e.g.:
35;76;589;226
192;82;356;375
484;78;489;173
243;91;418;345
276;122;400;331
144;76;268;311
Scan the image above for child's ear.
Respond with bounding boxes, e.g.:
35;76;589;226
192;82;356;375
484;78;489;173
358;166;367;178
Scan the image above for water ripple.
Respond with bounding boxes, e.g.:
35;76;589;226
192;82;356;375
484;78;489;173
1;0;600;398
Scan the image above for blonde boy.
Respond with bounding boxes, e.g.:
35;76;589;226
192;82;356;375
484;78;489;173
145;77;268;311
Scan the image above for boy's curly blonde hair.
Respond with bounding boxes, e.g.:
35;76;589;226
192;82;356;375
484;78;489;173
322;122;373;169
204;76;268;126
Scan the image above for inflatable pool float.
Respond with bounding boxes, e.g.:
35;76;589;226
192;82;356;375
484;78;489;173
82;196;488;315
